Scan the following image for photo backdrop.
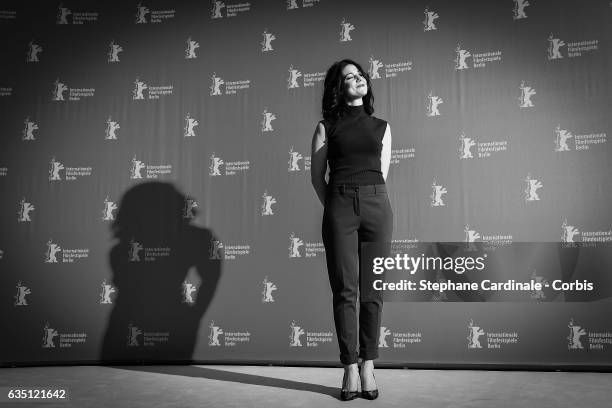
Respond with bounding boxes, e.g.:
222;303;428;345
1;0;611;367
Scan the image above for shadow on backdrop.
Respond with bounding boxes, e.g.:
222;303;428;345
100;182;222;362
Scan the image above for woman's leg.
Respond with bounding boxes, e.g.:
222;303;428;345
357;187;393;391
322;190;361;367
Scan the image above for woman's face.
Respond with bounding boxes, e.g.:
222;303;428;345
341;64;367;101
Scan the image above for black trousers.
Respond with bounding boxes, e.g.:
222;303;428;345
322;183;393;365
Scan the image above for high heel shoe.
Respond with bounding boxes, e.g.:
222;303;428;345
360;364;379;400
361;387;379;400
340;389;360;401
340;368;360;401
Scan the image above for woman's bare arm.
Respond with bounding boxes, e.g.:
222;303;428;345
381;123;392;181
311;122;328;206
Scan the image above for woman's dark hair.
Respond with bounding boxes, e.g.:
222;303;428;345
322;58;374;122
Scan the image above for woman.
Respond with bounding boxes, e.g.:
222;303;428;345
311;59;393;401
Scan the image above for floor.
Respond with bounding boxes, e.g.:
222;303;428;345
1;365;611;407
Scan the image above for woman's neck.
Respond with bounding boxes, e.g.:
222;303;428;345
345;98;363;107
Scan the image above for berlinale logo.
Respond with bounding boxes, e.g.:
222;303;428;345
44;240;62;263
261;191;277;216
467;319;486;349
208;321;223;346
105;116;120;140
99;279;116;304
181;281;197;304
519;81;536;108
567;318;587;350
22;117;38;140
287;65;302;89
127;322;142;346
135;3;150;23
51;79;68;101
184;113;198;137
262;276;277;302
102;196;118;221
132;77;148;100
339;18;355;42
108;41;123;62
26;41;43;62
210;73;224;95
14;281;31;306
288;147;303;171
378;326;392;347
209;237;223;260
42;322;59;348
430;179;447;207
18;198;35;222
289;320;305;346
425;91;443;117
209;154;224;176
547;33;565;60
524;174;542;201
185;37;199;59
288;233;304;258
261;108;276;132
512;0;530;20
261;30;276;52
423;7;439;31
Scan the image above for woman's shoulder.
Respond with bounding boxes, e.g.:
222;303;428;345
317;118;335;136
318;118;333;127
370;115;388;128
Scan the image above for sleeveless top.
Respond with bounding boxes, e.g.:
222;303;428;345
320;104;387;186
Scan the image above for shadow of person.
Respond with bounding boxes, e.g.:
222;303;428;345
100;182;222;362
115;365;339;399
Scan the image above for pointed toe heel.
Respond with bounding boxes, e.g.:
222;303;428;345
361;389;379;400
340;389;360;401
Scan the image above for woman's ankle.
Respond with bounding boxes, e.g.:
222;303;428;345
342;363;360;391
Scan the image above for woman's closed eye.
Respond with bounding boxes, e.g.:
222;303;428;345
345;72;364;81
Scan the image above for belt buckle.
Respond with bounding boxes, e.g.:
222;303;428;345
339;185;346;195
